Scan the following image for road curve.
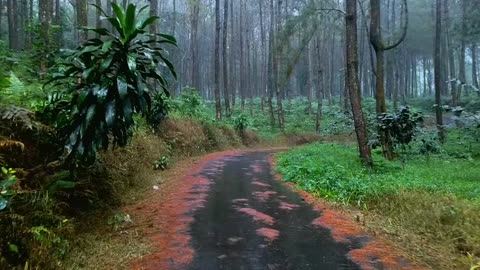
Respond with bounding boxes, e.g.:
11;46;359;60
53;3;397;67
131;150;423;270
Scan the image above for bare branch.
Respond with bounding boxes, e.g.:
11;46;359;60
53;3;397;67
383;0;408;51
314;8;347;16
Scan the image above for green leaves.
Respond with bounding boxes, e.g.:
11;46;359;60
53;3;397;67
48;2;177;165
0;167;17;211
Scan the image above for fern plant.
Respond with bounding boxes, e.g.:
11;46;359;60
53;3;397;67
48;2;177;164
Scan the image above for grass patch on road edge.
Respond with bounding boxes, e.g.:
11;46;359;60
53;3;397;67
275;142;480;269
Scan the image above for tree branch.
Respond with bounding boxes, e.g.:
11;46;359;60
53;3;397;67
383;0;408;51
314;8;347;16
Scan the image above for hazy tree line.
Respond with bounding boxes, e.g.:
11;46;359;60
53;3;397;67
1;0;480;161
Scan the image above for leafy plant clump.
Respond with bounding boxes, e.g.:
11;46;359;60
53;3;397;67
153;156;169;170
233;114;249;133
48;3;177;164
0;167;17;211
376;106;423;150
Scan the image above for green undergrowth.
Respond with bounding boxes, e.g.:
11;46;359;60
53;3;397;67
276;142;480;268
277;143;480;205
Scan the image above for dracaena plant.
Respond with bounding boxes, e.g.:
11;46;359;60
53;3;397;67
49;2;176;164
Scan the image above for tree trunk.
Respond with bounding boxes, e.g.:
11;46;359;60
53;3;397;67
239;0;245;112
38;0;51;76
458;0;467;103
223;0;231;117
275;0;285;130
267;0;275;128
369;0;408;160
0;0;2;41
190;0;200;89
76;0;88;43
315;37;323;133
435;0;445;143
96;0;102;38
370;0;408;114
307;43;314;115
346;0;373;167
7;0;18;50
472;43;479;90
445;1;457;106
214;0;222;120
150;0;158;34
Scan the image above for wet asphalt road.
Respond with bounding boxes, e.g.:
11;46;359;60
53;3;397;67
187;151;362;270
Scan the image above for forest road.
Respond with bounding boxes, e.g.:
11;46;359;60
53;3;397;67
187;151;359;270
132;151;421;270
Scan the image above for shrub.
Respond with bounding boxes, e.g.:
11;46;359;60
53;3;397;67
48;3;177;164
233;113;249;133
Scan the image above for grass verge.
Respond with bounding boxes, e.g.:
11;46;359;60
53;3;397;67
276;142;480;269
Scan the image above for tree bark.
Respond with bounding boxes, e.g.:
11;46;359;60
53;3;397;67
189;0;200;89
95;0;102;38
267;0;276;128
346;0;373;167
458;0;467;103
7;0;18;50
445;0;457;106
38;0;51;76
76;0;88;43
240;0;245;112
275;0;285;129
307;43;314;115
472;43;479;90
370;0;408;114
435;0;445;143
315;37;323;133
0;0;3;41
223;0;231;117
214;0;222;120
369;0;408;160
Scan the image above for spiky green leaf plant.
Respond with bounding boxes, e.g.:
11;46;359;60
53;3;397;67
48;2;177;164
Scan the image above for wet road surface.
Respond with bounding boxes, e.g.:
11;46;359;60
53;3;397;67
188;151;361;270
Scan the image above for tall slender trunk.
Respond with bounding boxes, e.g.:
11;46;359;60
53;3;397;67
370;0;407;113
329;30;335;107
229;0;236;108
76;0;88;43
445;0;457;106
7;0;18;50
259;0;267;113
172;0;176;35
307;43;314;115
190;0;200;89
435;0;445;143
315;37;323;133
267;0;275;127
0;0;3;41
239;0;245;112
472;43;479;90
275;0;285;129
423;57;428;96
223;0;231;117
38;0;51;76
96;0;102;38
458;0;467;103
346;0;373;167
214;0;222;120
